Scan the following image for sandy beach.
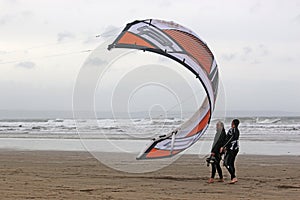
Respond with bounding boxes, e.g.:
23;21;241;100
0;150;299;199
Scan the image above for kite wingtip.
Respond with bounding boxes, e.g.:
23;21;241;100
136;153;146;160
107;44;114;51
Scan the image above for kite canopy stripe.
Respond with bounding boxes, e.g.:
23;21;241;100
108;19;219;159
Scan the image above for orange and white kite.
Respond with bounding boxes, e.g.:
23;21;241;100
108;19;219;159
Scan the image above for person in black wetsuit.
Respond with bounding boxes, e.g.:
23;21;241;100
220;119;240;184
207;121;226;183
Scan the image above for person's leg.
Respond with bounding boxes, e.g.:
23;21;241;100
208;164;216;183
211;164;216;178
216;162;223;179
231;151;238;179
227;150;238;183
214;154;223;179
223;152;229;167
225;151;235;180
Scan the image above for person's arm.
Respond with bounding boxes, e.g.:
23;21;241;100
219;129;226;147
217;129;226;153
221;128;235;150
211;144;218;154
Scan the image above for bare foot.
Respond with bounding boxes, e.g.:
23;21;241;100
229;177;238;184
207;178;214;183
218;178;224;182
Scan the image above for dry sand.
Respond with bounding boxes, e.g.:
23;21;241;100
0;150;299;199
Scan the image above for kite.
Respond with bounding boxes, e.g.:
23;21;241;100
108;19;219;159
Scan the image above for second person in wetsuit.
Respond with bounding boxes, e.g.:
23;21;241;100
221;119;240;184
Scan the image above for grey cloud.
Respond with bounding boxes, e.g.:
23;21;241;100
222;44;269;63
222;53;236;61
0;14;13;25
15;61;36;69
243;47;252;55
242;44;269;63
57;32;75;42
82;25;119;44
0;10;33;26
258;44;269;56
100;25;120;38
83;35;99;44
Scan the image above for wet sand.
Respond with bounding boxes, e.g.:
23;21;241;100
0;150;299;199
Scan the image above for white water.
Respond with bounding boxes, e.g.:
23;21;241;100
0;117;299;155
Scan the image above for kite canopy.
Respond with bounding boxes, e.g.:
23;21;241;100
108;19;219;159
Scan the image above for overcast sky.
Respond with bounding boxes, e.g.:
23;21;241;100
0;0;300;115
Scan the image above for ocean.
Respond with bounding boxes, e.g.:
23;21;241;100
0;116;299;156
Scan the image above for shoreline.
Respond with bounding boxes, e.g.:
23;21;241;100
0;150;299;199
